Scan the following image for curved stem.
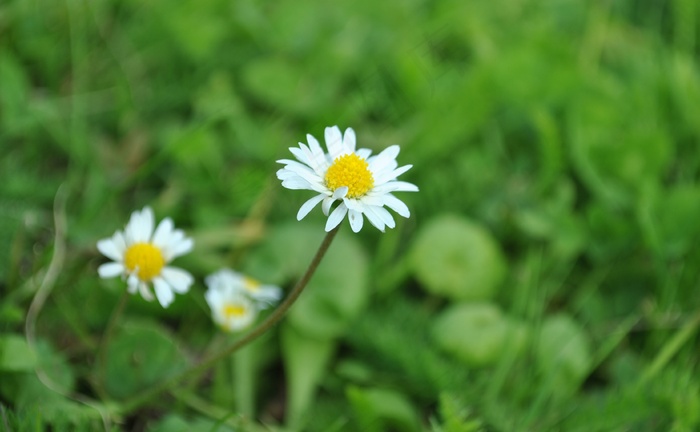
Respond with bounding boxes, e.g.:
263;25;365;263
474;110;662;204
121;225;342;413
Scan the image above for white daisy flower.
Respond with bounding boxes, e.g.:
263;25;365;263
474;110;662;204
205;286;257;332
205;269;281;332
276;125;418;233
96;206;195;308
205;269;282;310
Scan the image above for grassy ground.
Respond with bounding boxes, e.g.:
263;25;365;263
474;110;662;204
2;0;700;430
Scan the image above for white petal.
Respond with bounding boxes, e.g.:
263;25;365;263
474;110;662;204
324;126;344;159
279;160;325;185
97;237;123;262
322;196;336;216
383;194;410;218
375;164;413;185
368;145;400;172
325;203;348;231
98;262;124;278
307;133;323;156
142;207;155;241
131;207;154;242
153;277;175;308
152;218;174;249
297;194;325;220
164;237;194;261
362;206;386;232
127;273;140;294
372;205;396;229
282;177;315;190
332;186;349;199
356;148;372;159
348;209;364;233
161;267;194;294
289;146;309;164
343;128;356;152
373;181;419;193
138;281;154;302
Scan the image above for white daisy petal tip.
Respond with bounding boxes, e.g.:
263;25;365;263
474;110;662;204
279;126;417;233
97;207;194;307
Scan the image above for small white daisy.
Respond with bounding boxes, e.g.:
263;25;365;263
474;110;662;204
276;125;418;233
205;269;282;310
205;287;257;332
204;269;281;332
97;207;195;308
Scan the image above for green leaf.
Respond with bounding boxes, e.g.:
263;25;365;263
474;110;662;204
245;223;369;340
103;321;188;399
431;303;513;367
347;385;422;432
411;214;505;301
0;334;36;372
535;314;592;396
281;324;336;429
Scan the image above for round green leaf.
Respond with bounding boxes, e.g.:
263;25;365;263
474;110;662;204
431;302;509;367
536;314;591;394
411;214;505;301
104;321;188;399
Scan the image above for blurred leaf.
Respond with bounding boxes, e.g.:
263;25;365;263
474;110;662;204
0;334;36;372
432;392;485;432
149;414;238;432
347;385;422;432
104;321;188;399
535;314;592;396
411;214;505;301
281;324;336;429
431;303;517;367
245;223;369;340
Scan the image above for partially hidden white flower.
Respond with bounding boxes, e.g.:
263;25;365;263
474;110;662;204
97;207;195;308
205;268;282;332
276;125;418;233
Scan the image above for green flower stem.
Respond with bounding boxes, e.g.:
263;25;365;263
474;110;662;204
233;343;255;418
638;310;700;387
120;225;341;414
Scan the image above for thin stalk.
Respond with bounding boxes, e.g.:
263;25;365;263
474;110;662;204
638;310;700;387
121;225;341;413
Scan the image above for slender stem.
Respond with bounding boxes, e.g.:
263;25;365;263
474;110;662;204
96;289;130;397
121;225;341;413
638;310;700;387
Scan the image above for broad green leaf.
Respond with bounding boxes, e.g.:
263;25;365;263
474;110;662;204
536;314;591;395
411;215;505;301
431;303;512;367
0;334;36;372
103;321;188;399
282;324;336;429
347;385;422;432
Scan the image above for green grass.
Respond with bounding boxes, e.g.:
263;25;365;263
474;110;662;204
2;0;700;430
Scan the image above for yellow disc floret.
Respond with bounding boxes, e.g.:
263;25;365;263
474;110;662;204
124;242;165;281
243;276;261;292
324;153;374;198
223;303;247;318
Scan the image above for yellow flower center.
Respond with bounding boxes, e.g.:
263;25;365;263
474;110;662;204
223;303;247;318
324;153;374;199
243;276;261;292
124;243;165;281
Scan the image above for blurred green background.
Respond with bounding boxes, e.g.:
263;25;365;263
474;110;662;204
2;0;700;430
